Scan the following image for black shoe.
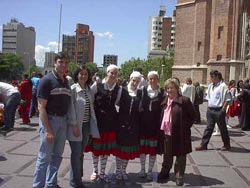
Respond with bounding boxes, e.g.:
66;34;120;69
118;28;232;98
195;145;207;151
157;171;169;182
0;126;11;132
176;178;184;186
220;145;231;151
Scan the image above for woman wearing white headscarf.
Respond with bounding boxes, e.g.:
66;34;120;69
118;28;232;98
114;71;142;181
85;64;121;183
139;71;165;181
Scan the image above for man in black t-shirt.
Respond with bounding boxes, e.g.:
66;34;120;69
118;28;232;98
33;52;72;188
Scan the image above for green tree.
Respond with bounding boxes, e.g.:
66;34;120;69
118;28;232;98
0;53;24;81
120;58;144;80
68;61;78;77
29;65;41;77
85;62;98;77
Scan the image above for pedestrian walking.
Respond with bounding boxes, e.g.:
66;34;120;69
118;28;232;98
181;77;195;103
195;70;231;151
226;80;241;128
237;78;250;131
18;74;32;124
193;81;204;124
29;72;40;118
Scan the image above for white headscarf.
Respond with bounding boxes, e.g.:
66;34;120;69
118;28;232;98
130;71;142;80
107;64;119;73
147;71;159;80
128;71;142;96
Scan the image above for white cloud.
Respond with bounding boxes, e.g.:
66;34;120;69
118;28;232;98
35;41;60;67
95;31;113;39
48;41;59;50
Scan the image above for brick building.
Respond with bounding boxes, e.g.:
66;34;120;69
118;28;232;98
62;24;94;65
173;0;250;85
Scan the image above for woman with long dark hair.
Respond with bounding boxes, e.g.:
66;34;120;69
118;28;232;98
67;65;99;188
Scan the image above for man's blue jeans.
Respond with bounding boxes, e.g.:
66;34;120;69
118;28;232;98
69;122;90;188
4;92;21;129
33;115;67;188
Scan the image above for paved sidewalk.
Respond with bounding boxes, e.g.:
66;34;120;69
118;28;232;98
0;102;250;188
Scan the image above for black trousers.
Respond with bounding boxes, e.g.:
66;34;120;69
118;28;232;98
194;104;201;123
201;108;230;147
161;136;186;179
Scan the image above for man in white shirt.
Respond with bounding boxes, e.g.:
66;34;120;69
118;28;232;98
195;70;231;151
181;77;195;103
0;82;21;131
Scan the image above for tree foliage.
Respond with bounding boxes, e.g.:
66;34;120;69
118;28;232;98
0;53;24;81
120;58;144;80
68;61;78;77
29;64;41;76
119;55;174;85
67;61;98;80
85;62;98;77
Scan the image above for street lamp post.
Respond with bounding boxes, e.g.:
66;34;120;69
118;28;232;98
161;64;165;82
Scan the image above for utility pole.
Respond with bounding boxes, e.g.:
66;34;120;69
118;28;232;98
58;3;62;52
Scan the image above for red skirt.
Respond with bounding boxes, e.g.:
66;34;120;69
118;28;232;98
85;131;116;156
114;145;140;160
227;101;241;118
140;136;158;155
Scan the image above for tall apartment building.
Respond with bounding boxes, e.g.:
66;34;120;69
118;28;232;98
148;6;176;58
170;10;176;49
2;19;36;72
103;54;118;73
75;24;94;65
62;24;94;65
173;0;250;84
103;55;118;66
44;51;56;69
62;35;75;62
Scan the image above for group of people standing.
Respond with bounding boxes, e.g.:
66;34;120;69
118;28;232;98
32;52;195;188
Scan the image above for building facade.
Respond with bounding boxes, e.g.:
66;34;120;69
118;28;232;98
62;24;94;65
43;51;56;75
148;6;176;58
62;35;75;62
173;0;250;85
103;55;118;66
2;19;36;72
75;24;94;65
103;54;118;73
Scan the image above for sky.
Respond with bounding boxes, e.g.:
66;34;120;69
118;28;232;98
0;0;177;67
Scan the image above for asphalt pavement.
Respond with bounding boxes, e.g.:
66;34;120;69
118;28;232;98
0;101;250;188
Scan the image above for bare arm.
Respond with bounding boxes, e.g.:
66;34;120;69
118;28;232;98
38;98;54;143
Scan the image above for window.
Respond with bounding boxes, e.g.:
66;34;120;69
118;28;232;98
216;55;222;60
218;26;223;39
198;42;202;51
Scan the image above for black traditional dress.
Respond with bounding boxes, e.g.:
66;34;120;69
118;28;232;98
115;87;142;160
85;83;119;156
140;86;164;155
